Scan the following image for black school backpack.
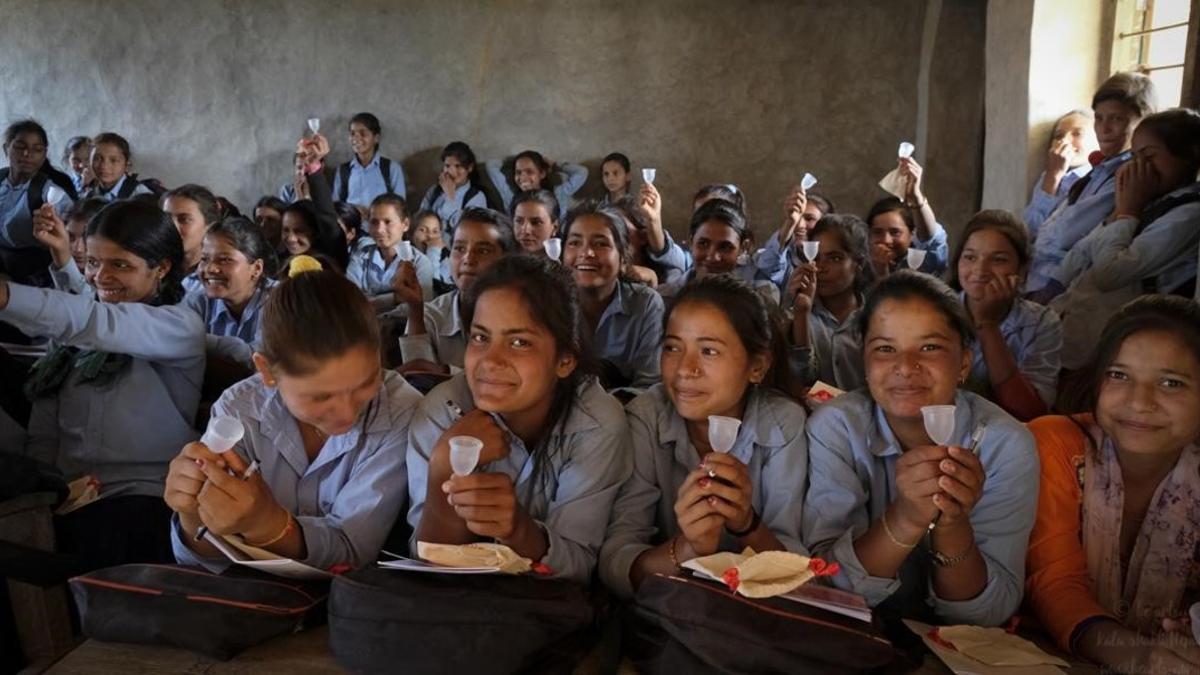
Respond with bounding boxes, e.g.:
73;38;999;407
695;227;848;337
0;165;78;212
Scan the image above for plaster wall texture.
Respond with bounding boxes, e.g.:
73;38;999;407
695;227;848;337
0;0;985;240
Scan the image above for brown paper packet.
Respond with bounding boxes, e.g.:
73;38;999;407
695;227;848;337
935;625;1069;667
417;541;532;574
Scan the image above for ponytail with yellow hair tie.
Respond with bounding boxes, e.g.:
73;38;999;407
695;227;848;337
288;254;323;278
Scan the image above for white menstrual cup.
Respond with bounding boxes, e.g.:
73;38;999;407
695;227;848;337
898;142;915;159
921;405;956;446
448;436;483;476
200;416;245;454
801;240;820;262
800;173;818;191
906;248;927;271
707;415;742;454
641;168;657;184
307;117;320;134
397;241;414;262
543;238;562;261
45;184;66;205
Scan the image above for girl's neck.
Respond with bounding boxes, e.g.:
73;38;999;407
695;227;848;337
224;286;257;319
821;288;860;323
684;396;748;457
501;395;555;450
6;169;32;186
378;244;397;263
356;148;376;166
964;294;1012;323
297;420;328;461
579;280;618;328
1114;444;1184;489
608;187;627;202
183;252;201;275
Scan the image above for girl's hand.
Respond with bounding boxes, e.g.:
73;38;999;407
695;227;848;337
79;166;95;188
391;260;424;307
870;242;895;276
786;262;818;315
195;450;285;543
438;171;457;200
309;133;331;163
1044;138;1073;180
697;452;756;536
442;472;527;540
627;263;658;288
1114;156;1161;218
673;467;727;557
637;182;663;235
31;204;72;266
440;408;510;467
780;186;807;243
892;445;947;530
972;274;1020;327
164;442;226;520
899;157;925;203
928;446;986;529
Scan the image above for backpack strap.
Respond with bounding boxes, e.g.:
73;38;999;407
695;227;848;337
338;161;352;202
25;173;48;212
116;174;141;199
378;156;392;194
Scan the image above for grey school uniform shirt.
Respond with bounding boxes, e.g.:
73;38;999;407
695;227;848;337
599;384;809;598
406;374;631;583
2;283;206;498
592;281;664;392
802;389;1039;626
172;371;421;573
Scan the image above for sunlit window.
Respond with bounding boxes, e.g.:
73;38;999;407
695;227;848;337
1111;0;1192;107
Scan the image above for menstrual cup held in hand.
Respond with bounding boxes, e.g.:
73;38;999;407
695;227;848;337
801;240;820;262
45;184;67;206
642;168;657;184
543;238;562;261
708;415;742;454
800;173;818;191
906;248;927;271
898;142;915;159
307;118;321;134
449;436;484;476
200;416;245;454
921;405;956;446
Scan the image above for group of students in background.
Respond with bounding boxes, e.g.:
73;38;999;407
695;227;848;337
0;68;1198;674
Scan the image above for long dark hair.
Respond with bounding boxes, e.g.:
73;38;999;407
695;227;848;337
946;209;1030;291
163;183;221;228
858;270;974;348
808;214;872;295
206;216;279;284
462;254;597;499
87;200;186;305
667;273;793;396
281;200;349;272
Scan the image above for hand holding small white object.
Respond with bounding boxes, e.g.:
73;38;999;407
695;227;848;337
542;238;562;261
800;173;818;191
307;118;320;134
45;184;67;206
448;436;484;476
708;416;741;454
898;142;915;159
641;168;657;184
801;240;820;262
906;248;927;271
397;241;414;262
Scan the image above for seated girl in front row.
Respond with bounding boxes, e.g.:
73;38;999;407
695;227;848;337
803;271;1039;626
2;200;205;570
167;258;422;572
600;274;808;597
407;255;630;583
1026;295;1200;675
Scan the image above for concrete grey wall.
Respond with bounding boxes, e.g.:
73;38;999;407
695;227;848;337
1;0;985;240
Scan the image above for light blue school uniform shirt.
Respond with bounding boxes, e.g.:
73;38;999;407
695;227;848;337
1049;183;1200;368
904;223;950;276
406;374;631;583
754;236;805;294
599;384;809;598
0;174;72;249
332;154;406;207
962;294;1062;406
485;161;588;221
1022;165;1091;238
802;389;1039;626
592;281;664;391
347;242;436;309
48;259;91;296
87;174;153;203
1028;151;1131;290
419;181;489;235
790;297;864;391
172;371;422;573
644;231;691;285
398;289;465;370
3;284;206;499
182;280;277;368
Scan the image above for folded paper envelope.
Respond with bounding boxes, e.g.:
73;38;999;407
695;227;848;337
932;625;1070;668
879;168;908;199
684;548;839;598
417;541;532;574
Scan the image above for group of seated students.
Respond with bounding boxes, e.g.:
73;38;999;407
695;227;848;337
0;69;1198;673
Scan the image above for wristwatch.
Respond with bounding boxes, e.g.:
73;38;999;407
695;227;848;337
929;541;974;567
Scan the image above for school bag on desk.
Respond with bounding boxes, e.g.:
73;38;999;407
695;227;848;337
69;563;329;660
328;566;599;674
626;573;897;674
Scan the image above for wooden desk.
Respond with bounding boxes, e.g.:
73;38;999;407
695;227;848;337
45;627;342;675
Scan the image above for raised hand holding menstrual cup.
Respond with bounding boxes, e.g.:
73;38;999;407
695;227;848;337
307;118;320;134
642;168;657;184
898;142;915;159
801;240;820;262
800;173;818;191
448;436;483;476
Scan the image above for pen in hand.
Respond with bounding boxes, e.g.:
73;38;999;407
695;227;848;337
195;459;261;542
927;423;987;532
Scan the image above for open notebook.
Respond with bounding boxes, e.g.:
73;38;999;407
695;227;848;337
202;531;332;580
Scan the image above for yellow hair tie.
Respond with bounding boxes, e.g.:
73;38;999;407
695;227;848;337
288;255;323;278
